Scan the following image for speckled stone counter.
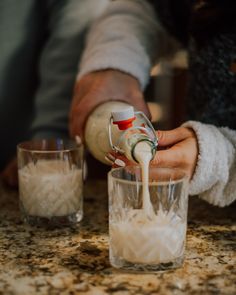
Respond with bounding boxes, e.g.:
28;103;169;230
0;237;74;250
0;180;235;295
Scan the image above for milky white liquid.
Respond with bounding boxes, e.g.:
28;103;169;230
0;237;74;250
110;142;186;264
134;141;155;218
19;160;82;217
85;101;130;164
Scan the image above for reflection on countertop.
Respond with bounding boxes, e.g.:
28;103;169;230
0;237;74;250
0;180;235;295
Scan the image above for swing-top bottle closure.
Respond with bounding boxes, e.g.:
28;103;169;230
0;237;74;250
112;106;136;130
108;106;158;162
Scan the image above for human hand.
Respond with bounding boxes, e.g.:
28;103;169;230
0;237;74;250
0;157;18;188
152;127;199;179
69;69;150;139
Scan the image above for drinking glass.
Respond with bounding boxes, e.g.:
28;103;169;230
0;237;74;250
17;139;83;227
108;166;189;271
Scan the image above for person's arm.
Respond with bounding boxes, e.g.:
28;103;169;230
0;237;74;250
154;122;236;207
30;0;109;139
183;121;236;207
70;0;181;138
1;0;109;187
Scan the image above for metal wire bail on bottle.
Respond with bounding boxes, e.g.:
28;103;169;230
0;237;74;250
108;111;158;156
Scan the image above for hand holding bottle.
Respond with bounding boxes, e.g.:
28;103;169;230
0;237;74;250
69;70;150;139
153;127;198;179
108;126;198;180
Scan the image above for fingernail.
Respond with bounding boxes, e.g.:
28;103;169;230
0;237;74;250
107;153;116;161
75;135;82;145
105;156;114;165
114;159;126;167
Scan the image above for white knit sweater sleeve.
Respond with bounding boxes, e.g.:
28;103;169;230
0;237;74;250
77;0;181;89
183;121;236;207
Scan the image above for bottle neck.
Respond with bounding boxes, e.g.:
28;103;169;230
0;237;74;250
131;138;156;163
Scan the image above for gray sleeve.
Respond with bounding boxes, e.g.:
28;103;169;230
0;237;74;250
78;0;181;90
183;121;236;207
30;0;109;139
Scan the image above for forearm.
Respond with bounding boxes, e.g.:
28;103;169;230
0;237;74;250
30;0;109;138
183;121;236;207
78;0;181;90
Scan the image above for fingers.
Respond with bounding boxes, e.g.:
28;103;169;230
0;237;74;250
157;127;195;147
152;147;183;168
151;147;192;179
152;134;198;179
105;153;132;168
106;157;126;168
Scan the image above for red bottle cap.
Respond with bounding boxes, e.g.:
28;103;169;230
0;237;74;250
112;107;135;130
113;117;135;130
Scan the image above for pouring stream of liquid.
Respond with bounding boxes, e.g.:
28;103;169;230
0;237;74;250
134;141;155;218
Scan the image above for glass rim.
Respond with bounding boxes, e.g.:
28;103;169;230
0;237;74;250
17;139;83;154
108;166;189;186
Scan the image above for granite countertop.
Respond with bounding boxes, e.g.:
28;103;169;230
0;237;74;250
0;180;235;295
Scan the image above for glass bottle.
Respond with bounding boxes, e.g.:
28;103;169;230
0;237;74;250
109;106;158;162
85;101;158;164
